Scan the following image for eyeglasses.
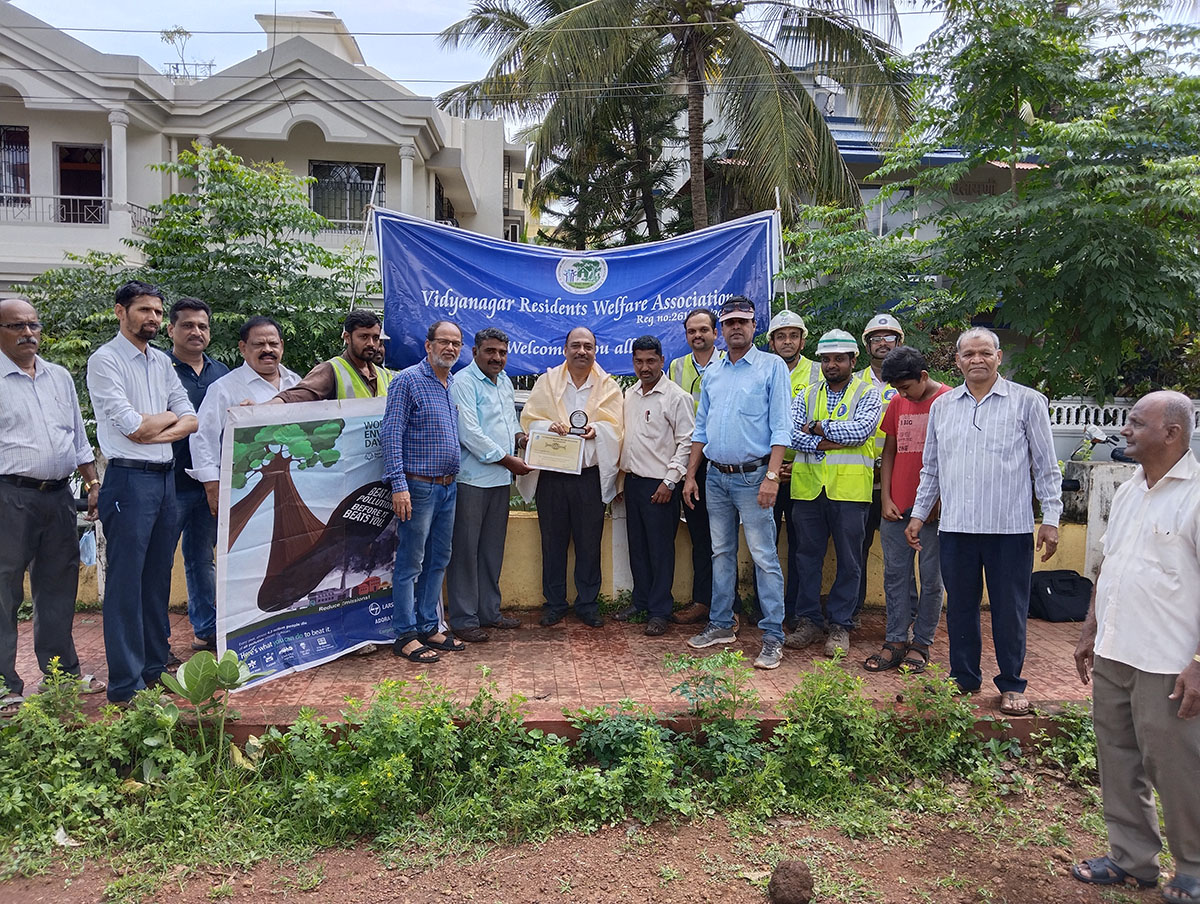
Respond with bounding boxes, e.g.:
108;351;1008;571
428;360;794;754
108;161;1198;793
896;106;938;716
868;334;900;344
0;321;43;332
432;338;463;349
718;300;755;316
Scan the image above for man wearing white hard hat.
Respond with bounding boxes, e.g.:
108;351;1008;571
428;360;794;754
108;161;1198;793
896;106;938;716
853;312;905;621
767;309;821;630
786;329;882;658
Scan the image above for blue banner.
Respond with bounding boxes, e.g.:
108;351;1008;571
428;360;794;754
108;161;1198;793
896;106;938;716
375;209;780;375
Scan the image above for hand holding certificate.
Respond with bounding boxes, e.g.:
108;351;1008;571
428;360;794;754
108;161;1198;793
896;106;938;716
525;430;585;474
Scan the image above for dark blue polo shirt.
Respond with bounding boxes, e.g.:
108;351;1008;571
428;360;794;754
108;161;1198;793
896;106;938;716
168;351;229;489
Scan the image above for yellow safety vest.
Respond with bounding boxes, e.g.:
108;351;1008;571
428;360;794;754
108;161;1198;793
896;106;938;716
856;366;897;462
790;375;875;502
783;357;822;463
330;355;393;399
668;351;723;412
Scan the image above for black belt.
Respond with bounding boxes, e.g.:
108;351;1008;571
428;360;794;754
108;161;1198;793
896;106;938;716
0;474;69;492
108;458;174;472
711;456;768;474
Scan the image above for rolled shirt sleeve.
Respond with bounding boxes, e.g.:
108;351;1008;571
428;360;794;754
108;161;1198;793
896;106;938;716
766;358;792;448
188;382;229;484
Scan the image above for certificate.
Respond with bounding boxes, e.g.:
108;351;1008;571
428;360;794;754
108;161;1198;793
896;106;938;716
525;430;584;475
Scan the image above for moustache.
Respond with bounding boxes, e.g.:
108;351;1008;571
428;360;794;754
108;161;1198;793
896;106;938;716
16;336;37;346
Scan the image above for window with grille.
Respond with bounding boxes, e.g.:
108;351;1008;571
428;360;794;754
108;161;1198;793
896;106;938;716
308;161;384;226
1;125;30;200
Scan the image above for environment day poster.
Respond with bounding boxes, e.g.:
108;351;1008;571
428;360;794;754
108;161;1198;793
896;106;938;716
215;398;396;689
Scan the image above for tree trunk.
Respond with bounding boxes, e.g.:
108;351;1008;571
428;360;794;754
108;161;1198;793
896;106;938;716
631;115;661;240
686;43;708;231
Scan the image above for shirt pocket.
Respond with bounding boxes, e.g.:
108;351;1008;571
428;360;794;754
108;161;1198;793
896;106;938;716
736;387;767;421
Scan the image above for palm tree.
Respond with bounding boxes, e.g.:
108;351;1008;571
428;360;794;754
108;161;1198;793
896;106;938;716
441;0;912;230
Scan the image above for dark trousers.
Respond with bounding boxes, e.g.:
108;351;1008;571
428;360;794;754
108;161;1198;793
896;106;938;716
624;474;680;620
853;488;882;619
169;480;217;640
536;466;604;618
446;483;511;630
938;531;1034;694
0;482;81;697
681;458;712;606
772;490;801;622
98;467;177;704
791;491;870;630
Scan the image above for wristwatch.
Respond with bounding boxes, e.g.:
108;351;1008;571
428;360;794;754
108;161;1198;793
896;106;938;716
663;479;677;491
765;470;780;483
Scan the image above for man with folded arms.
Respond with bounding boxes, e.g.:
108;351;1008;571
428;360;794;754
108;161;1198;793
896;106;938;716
682;296;791;670
0;297;105;714
383;320;464;663
614;335;694;636
518;327;623;629
446;328;530;643
87;281;197;705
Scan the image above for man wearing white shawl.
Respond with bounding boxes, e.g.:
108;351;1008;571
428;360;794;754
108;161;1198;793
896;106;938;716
518;327;624;627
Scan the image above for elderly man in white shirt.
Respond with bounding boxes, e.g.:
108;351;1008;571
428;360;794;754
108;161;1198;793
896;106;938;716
87;281;197;705
0;298;105;714
188;316;301;514
1072;390;1200;902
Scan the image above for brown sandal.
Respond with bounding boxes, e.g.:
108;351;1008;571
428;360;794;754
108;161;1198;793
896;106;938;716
999;691;1030;716
863;641;907;672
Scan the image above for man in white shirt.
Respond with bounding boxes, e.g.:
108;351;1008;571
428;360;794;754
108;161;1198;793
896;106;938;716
614;335;695;636
188;316;302;514
1072;390;1200;901
87;281;197;705
0;298;104;714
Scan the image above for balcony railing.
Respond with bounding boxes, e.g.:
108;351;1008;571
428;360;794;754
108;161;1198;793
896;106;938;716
129;202;153;235
0;194;110;224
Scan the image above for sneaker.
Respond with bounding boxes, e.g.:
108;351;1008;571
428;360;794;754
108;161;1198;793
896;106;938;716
753;638;783;670
783;620;824;650
824;625;850;658
687;622;737;649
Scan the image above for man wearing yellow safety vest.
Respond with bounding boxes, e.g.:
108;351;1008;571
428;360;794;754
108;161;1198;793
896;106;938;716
765;309;821;632
268;309;394;404
785;329;883;658
852;313;905;622
666;307;723;625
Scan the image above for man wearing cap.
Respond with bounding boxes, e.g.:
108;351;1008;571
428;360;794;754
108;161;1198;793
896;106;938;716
767;309;821;630
668;308;722;625
517;327;624;629
786;329;882;658
682;296;791;670
853;313;905;620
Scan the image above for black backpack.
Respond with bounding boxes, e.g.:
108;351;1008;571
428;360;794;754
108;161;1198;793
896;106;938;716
1029;570;1092;622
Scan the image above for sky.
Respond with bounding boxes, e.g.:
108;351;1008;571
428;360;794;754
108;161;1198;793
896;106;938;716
10;1;946;96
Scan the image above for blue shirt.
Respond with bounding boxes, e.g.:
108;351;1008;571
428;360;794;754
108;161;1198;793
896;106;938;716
449;360;521;489
168;351;229;487
693;346;792;465
382;357;460;493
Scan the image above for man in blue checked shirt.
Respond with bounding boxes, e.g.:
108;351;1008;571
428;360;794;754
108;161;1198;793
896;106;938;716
446;328;531;643
382;320;464;664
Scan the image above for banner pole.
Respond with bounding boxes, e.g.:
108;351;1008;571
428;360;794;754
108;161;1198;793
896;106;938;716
774;189;790;311
349;165;384;313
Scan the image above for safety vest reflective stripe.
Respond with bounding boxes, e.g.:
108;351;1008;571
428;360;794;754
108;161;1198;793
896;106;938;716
856;367;896;460
789;376;875;502
669;352;722;412
330;356;393;399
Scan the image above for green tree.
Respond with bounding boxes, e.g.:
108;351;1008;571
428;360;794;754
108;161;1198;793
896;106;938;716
874;0;1200;398
28;144;377;408
441;0;912;231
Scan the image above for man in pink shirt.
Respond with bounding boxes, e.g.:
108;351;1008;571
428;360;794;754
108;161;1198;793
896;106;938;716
864;346;950;674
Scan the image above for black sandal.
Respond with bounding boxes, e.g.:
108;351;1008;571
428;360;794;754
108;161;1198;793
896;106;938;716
1070;855;1157;889
863;641;907;672
393;639;440;663
902;643;930;674
420;632;466;652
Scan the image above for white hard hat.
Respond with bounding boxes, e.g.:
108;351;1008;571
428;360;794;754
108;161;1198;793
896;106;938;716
816;329;859;356
862;312;905;343
768;309;808;339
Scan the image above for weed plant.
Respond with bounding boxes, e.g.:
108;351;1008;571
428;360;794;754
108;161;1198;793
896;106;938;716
0;655;1097;901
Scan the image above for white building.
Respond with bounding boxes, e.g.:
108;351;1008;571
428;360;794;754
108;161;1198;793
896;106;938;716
0;5;526;290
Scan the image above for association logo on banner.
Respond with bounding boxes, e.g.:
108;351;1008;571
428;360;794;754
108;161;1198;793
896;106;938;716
556;257;608;294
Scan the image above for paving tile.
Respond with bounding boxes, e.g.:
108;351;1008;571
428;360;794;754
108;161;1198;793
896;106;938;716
13;607;1092;732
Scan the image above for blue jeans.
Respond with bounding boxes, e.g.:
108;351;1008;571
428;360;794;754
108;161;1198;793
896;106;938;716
391;480;456;639
791;491;870;630
706;463;784;642
879;513;943;647
171;481;217;639
97;467;177;703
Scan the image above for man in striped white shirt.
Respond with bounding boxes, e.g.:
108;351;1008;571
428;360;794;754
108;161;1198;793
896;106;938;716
905;327;1061;717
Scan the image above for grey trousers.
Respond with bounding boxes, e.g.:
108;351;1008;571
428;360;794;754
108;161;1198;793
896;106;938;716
0;482;81;697
879;513;943;647
446;483;511;630
1094;655;1200;880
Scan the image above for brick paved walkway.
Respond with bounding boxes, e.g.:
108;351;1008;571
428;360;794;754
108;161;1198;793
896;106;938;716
14;607;1090;733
